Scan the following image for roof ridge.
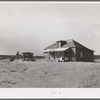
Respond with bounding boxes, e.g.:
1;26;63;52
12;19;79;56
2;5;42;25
72;40;94;51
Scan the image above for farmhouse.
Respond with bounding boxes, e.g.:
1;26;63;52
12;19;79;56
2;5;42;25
43;39;94;62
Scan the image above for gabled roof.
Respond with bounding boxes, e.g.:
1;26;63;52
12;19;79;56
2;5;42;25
44;39;94;52
72;40;94;51
62;39;76;48
45;42;57;50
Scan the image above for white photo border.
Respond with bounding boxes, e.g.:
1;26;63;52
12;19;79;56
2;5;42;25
0;1;100;99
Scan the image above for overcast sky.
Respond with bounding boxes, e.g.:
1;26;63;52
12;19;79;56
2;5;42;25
0;2;100;55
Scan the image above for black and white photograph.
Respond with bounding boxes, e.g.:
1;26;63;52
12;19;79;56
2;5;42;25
0;1;100;89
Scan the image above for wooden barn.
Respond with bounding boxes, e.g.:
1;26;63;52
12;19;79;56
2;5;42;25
43;39;94;62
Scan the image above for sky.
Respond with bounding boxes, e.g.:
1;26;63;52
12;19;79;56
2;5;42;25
0;2;100;55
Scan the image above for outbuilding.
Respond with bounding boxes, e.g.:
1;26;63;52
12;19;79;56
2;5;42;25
21;52;35;61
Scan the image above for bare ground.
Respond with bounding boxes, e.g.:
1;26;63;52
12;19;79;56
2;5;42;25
0;59;100;88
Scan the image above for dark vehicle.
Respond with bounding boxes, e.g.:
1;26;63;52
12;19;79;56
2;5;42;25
21;52;36;61
9;56;15;62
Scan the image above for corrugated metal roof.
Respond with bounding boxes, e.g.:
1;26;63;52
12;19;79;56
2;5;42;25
43;47;69;52
55;48;69;51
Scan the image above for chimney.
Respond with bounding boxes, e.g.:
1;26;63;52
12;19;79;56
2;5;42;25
58;42;61;48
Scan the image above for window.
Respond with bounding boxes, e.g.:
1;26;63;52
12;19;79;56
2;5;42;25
80;52;83;58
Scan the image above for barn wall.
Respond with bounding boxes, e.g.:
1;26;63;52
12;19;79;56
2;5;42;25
70;47;76;61
44;47;94;62
76;47;94;62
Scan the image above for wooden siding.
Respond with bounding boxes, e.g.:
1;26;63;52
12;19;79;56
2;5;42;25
76;47;94;62
44;39;94;62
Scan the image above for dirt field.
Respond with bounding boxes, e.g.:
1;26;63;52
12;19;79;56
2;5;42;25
0;59;100;88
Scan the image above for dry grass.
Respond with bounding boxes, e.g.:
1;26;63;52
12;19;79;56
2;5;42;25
0;59;100;88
